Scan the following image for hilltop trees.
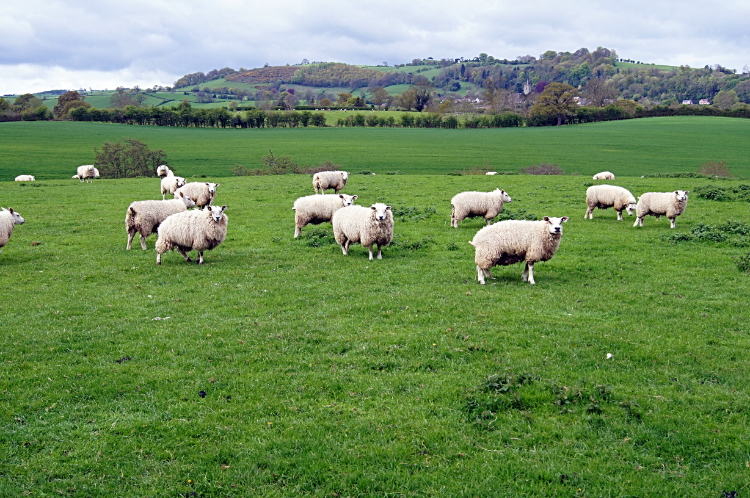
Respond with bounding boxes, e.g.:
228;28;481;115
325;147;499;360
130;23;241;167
583;77;618;107
530;83;579;126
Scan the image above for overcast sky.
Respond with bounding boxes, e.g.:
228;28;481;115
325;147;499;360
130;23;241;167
1;0;748;95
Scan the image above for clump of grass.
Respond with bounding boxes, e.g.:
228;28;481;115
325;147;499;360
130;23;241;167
391;235;435;251
693;184;750;202
302;228;336;247
733;252;750;274
233;154;342;176
391;206;437;222
520;163;565;175
666;221;750;246
697;160;733;178
384;170;403;175
497;209;537;221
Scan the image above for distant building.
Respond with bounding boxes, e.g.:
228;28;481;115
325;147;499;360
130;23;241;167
682;100;693;105
523;78;532;95
699;99;711;105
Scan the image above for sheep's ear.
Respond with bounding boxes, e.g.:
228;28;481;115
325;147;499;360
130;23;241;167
179;192;184;198
561;216;569;222
371;205;377;210
339;194;344;198
352;195;358;200
684;191;689;194
216;183;220;187
386;205;391;210
9;208;14;214
543;216;550;222
221;205;227;212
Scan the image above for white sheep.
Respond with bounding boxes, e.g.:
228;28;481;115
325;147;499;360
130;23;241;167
0;207;25;255
332;203;393;260
93;167;100;178
451;188;512;227
161;176;187;200
585;185;637;221
469;216;569;285
633;191;689;228
593;171;615;180
14;175;35;182
155;204;228;265
156;165;173;178
173;182;219;208
73;165;96;183
485;172;498;176
293;193;358;238
126;192;196;250
313;171;349;194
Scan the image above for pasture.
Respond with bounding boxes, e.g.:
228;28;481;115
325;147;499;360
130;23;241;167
1;118;750;495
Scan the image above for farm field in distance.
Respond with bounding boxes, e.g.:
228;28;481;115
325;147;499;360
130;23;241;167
1;117;750;495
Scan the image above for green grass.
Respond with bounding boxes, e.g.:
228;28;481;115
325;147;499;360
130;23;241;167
2;117;750;181
1;171;749;495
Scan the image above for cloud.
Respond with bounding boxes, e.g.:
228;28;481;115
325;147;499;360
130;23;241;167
1;0;748;94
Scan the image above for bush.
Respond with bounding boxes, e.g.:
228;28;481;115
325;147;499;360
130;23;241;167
733;252;750;274
520;163;565;175
94;138;165;178
697;160;733;178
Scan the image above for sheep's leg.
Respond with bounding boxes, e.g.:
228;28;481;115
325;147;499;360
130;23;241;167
483;268;492;279
477;265;486;284
669;217;676;228
634;217;642;227
377;244;383;260
177;248;191;262
368;246;374;260
342;239;349;256
294;226;302;238
156;252;161;265
485;218;492;226
126;231;135;250
585;207;593;219
617;210;623;221
524;262;536;285
197;251;204;264
139;234;147;250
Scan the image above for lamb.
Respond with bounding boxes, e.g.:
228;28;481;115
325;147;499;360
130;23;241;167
469;216;569;285
72;165;96;183
332;203;393;260
155;204;228;265
161;176;187;200
156;165;174;178
633;191;689;228
593;171;615;180
585;185;637;221
0;207;25;255
451;188;512;227
15;175;35;182
126;192;196;250
173;182;219;208
292;193;358;238
313;170;349;194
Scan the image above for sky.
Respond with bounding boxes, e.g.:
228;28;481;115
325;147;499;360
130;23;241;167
1;0;749;95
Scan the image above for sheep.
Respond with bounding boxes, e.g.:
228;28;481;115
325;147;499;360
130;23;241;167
593;171;615;180
0;207;25;255
451;188;512;228
126;192;196;250
156;165;174;178
161;176;187;200
93;167;100;178
585;185;637;221
173;182;219;208
485;172;498;175
73;165;96;183
155;204;228;265
633;191;689;228
469;216;569;285
332;203;393;260
292;193;358;238
313;170;349;194
14;175;35;182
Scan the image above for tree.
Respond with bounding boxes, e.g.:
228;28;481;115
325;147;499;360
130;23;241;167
60;100;91;119
336;92;353;106
110;87;138;108
14;93;43;111
54;91;85;118
714;90;739;110
483;78;497;109
95;139;167;178
398;89;416;111
319;98;333;107
370;87;389;106
413;80;432;112
530;83;579;126
0;97;10;112
583;77;617;107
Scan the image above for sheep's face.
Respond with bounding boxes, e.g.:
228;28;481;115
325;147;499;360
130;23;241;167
342;171;350;180
543;216;568;235
206;183;220;196
339;194;357;207
176;177;186;188
208;205;226;223
371;203;391;222
180;193;197;208
7;208;24;225
674;190;689;202
625;203;637;216
496;189;512;203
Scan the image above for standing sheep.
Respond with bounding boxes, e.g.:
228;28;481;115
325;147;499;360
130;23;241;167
156;165;173;178
0;207;25;255
451;188;512;227
126;192;196;250
155;204;228;265
14;175;35;182
293;193;358;238
585;185;637;221
72;165;96;183
469;216;569;285
332;203;393;260
633;191;689;228
593;171;615;180
161;176;187;199
173;182;219;208
313;171;349;194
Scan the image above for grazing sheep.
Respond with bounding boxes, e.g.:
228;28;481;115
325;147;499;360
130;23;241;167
469;216;569;285
156;165;173;177
73;165;96;183
332;203;393;260
485;172;498;175
313;171;349;194
585;185;637;221
126;192;196;250
633;191;689;228
155;204;228;265
593;171;615;180
173;182;219;208
93;167;100;178
161;176;187;200
14;175;35;182
451;188;512;227
293;193;358;238
0;207;25;255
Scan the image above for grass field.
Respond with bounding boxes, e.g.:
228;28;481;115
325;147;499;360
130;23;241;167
1;168;749;495
1;117;750;181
